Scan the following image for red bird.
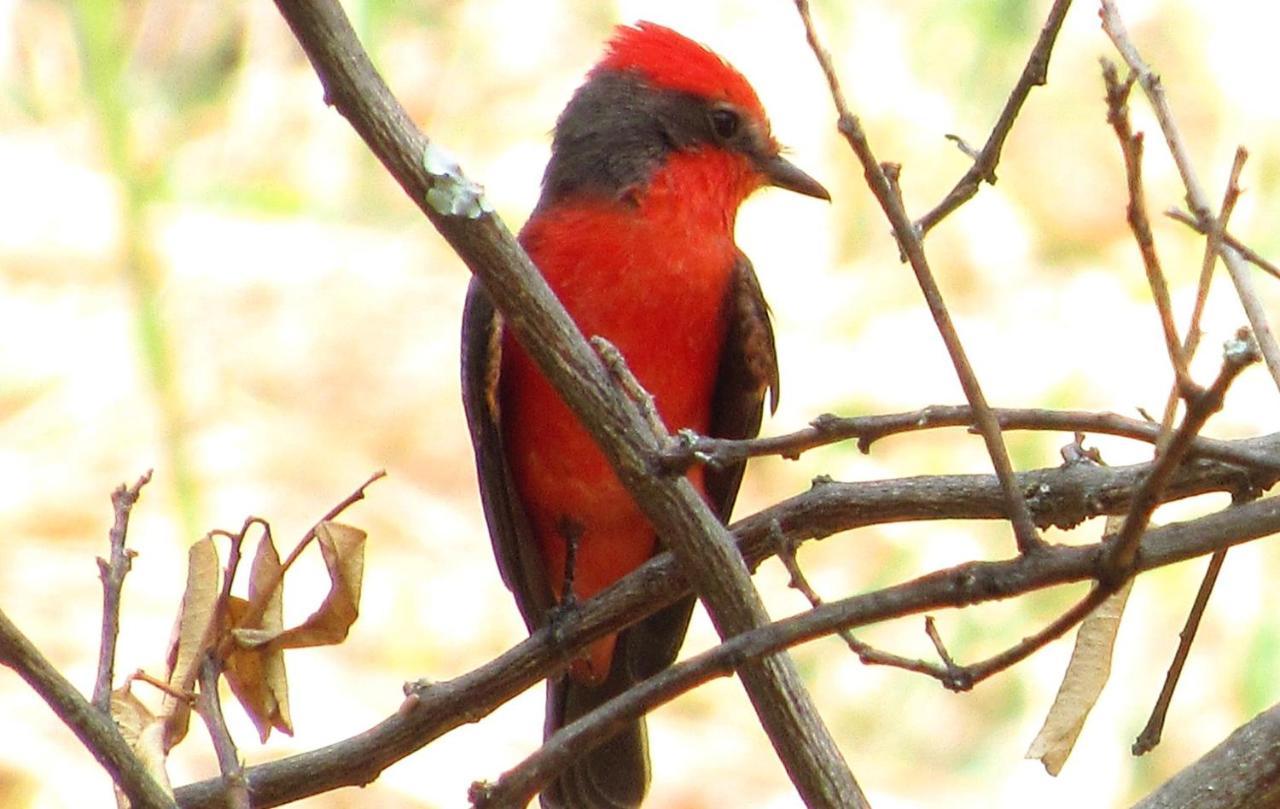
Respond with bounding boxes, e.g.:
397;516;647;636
462;22;827;808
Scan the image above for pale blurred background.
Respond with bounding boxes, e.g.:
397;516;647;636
3;0;1280;806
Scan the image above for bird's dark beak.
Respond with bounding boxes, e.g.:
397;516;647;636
758;153;830;201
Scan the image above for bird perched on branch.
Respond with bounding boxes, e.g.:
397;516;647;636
462;21;828;808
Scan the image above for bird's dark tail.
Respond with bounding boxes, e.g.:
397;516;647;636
540;595;696;809
542;662;649;809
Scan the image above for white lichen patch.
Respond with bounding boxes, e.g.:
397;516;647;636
423;142;493;219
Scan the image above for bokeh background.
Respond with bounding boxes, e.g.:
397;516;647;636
4;0;1280;806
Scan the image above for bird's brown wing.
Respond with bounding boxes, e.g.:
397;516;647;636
460;277;554;633
705;252;780;519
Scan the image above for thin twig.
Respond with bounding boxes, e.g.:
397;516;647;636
1100;0;1280;394
772;521;965;687
196;656;251;809
793;0;1043;554
1166;208;1280;281
0;607;177;809
916;0;1075;234
1105;333;1260;576
923;617;960;673
664;406;1280;476
1102;60;1190;391
1158;149;1248;439
1131;152;1249;754
129;669;193;702
1132;548;1226;755
94;470;153;714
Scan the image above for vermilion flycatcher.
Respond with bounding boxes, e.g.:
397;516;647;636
462;22;828;808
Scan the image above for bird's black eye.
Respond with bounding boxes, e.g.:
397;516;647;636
709;107;741;141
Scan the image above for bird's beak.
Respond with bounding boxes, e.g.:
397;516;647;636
757;153;830;201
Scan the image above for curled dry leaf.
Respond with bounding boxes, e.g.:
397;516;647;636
110;683;173;803
280;520;365;648
237;521;366;651
225;531;293;742
1026;516;1136;774
223;522;365;741
161;537;220;751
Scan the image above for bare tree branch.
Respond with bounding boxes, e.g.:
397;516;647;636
94;470;152;713
174;437;1280;808
664;405;1280;474
915;0;1075;234
0;607;177;809
1166;208;1280;281
793;0;1042;554
1101;0;1280;393
481;491;1280;808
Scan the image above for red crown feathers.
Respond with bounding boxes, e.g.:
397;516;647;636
593;22;768;123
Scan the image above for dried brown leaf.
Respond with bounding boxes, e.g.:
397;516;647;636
224;534;292;741
161;537;220;750
269;521;365;650
1027;516;1136;774
110;683;173;803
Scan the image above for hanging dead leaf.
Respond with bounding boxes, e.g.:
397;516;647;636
161;536;220;751
223;533;293;741
1026;516;1137;774
229;525;287;647
268;521;365;650
221;523;364;740
110;682;173;805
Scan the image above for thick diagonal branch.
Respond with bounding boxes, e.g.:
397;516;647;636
0;608;176;809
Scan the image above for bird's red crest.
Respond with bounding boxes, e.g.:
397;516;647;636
594;22;767;122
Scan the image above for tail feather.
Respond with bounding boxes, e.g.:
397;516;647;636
540;595;695;808
542;661;649;809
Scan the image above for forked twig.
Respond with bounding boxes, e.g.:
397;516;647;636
792;0;1043;554
1101;0;1280;393
1166;208;1280;281
94;471;153;713
1101;61;1190;392
1105;334;1260;576
916;0;1075;235
771;521;968;688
